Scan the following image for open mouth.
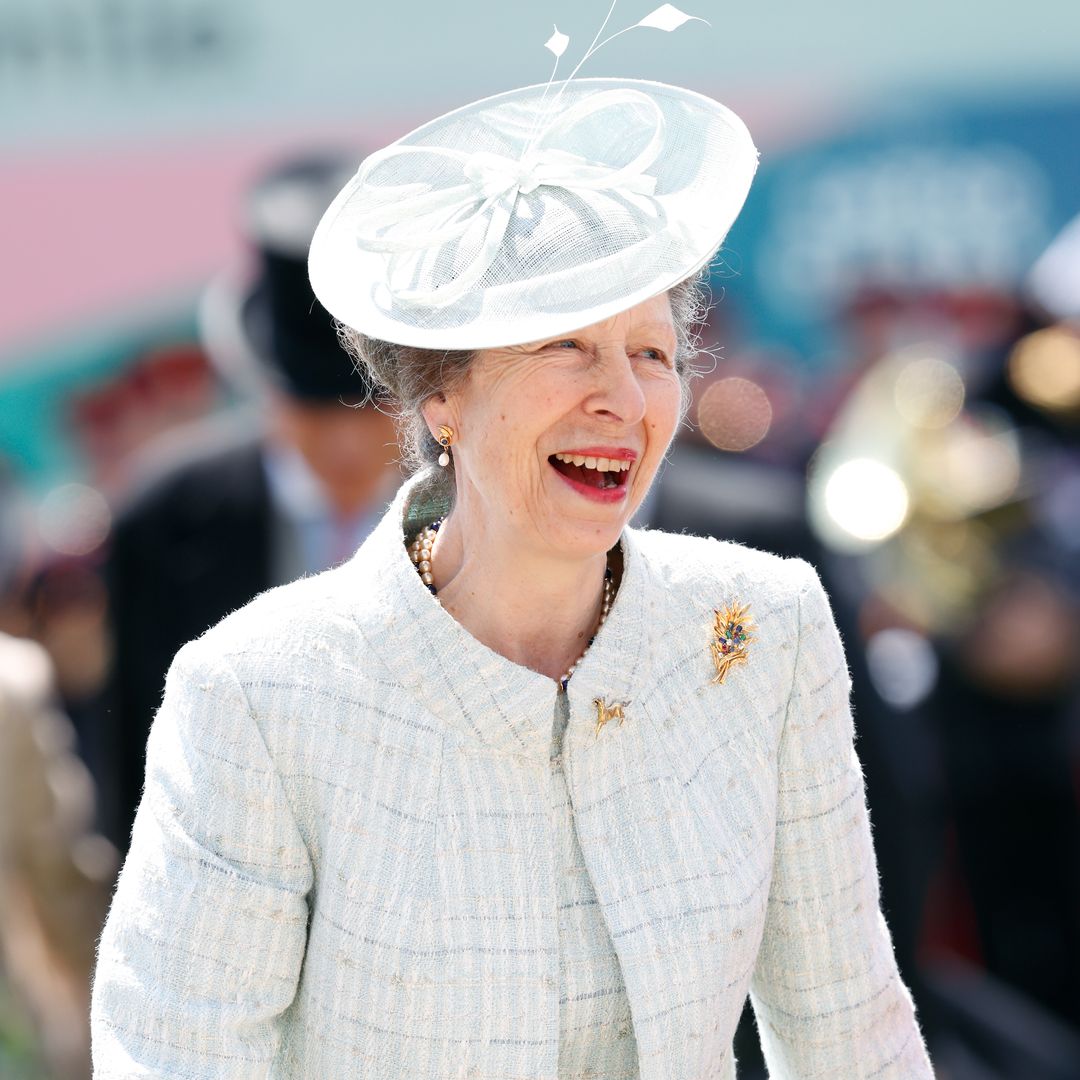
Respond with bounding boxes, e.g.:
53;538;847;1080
548;452;632;491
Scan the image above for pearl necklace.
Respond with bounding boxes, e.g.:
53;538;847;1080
409;520;614;689
409;520;442;591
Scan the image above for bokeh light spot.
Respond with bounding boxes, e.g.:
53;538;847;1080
37;483;112;557
697;377;773;452
866;628;939;710
937;409;1020;513
1008;326;1080;412
894;354;965;428
824;459;909;542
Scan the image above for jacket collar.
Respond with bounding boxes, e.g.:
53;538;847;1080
346;474;658;762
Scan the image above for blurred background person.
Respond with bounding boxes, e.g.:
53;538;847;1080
800;208;1080;1075
95;155;401;853
0;469;116;1080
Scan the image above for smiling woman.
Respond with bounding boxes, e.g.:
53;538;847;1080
91;7;935;1078
402;293;687;682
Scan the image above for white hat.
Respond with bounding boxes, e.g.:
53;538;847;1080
309;16;758;349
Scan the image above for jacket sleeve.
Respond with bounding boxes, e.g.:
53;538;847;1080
749;561;934;1077
91;640;313;1078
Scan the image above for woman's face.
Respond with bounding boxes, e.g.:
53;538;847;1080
431;292;682;560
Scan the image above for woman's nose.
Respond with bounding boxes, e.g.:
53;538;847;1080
587;349;647;425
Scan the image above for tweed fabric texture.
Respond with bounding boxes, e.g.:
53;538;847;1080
91;478;934;1079
549;691;638;1077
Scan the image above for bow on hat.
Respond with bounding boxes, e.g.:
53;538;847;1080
349;89;667;308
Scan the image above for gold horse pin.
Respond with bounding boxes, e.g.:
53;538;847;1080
593;698;628;738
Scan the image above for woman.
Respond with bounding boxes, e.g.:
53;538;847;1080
91;31;934;1080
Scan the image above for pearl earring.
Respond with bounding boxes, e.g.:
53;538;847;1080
437;425;455;467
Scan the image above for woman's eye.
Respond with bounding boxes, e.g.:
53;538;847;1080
641;348;670;364
553;339;578;350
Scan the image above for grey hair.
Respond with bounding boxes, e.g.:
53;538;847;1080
336;272;710;504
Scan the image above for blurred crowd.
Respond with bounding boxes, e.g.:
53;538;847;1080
1;150;1079;1079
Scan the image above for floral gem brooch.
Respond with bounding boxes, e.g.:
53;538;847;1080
711;601;754;684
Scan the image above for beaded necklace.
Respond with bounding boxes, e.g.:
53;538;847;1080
408;519;614;690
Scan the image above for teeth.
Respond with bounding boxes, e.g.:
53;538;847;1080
553;453;633;472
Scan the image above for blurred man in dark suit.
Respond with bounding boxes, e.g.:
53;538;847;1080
98;155;400;852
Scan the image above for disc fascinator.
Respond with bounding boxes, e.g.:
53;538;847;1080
309;3;759;349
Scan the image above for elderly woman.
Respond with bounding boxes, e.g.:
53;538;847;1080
91;30;934;1080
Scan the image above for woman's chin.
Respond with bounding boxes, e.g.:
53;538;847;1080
539;512;632;561
500;468;646;558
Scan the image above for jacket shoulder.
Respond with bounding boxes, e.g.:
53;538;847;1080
178;559;372;682
631;526;817;602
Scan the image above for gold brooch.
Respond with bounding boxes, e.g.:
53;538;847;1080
593;698;628;738
711;601;754;684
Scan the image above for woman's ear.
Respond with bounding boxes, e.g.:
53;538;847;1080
420;397;452;442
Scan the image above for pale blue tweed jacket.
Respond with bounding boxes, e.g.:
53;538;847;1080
91;478;934;1078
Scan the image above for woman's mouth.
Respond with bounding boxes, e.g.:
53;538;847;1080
548;452;633;502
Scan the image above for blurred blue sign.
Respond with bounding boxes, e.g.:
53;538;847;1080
716;96;1080;362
